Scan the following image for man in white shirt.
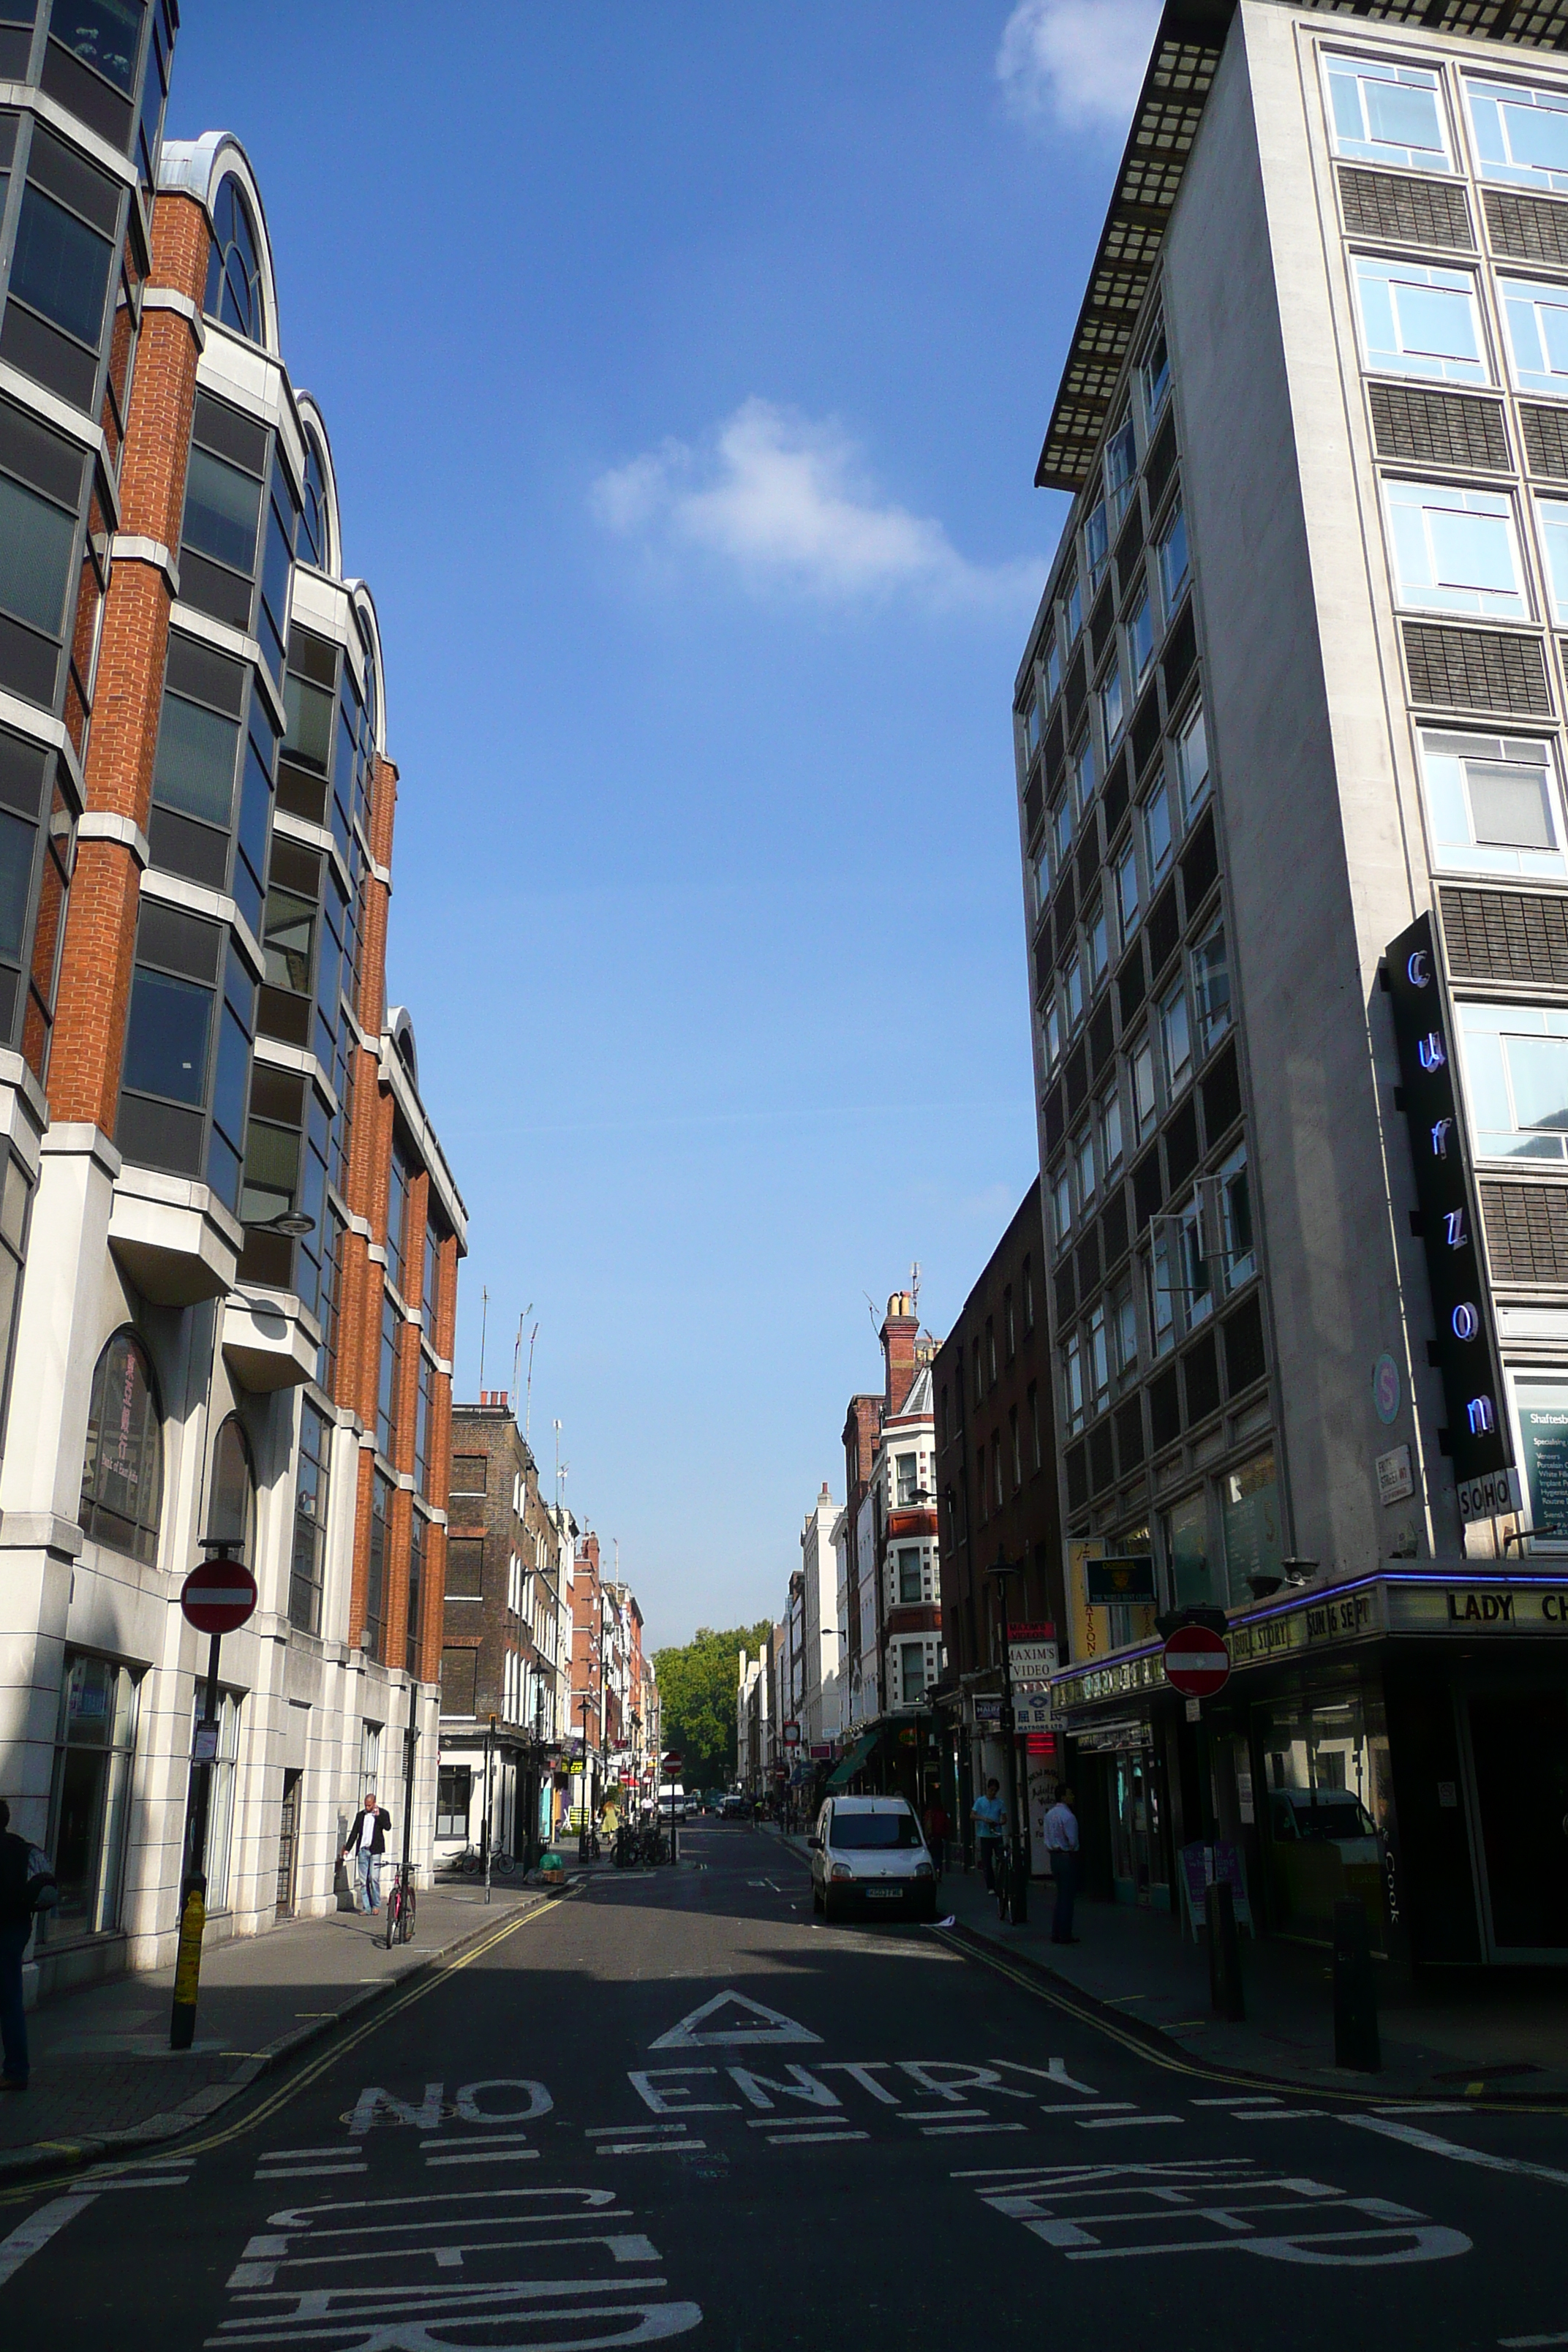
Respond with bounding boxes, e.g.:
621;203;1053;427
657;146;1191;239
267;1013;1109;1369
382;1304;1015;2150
1042;1785;1080;1944
341;1791;391;1914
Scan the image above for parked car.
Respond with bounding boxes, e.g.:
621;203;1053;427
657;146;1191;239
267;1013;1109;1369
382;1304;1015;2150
809;1795;936;1923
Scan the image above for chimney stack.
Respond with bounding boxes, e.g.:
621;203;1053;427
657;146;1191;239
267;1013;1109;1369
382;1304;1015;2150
881;1290;919;1415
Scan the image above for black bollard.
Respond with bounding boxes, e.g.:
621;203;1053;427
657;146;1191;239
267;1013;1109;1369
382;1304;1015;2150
1206;1879;1245;2021
1333;1897;1382;2072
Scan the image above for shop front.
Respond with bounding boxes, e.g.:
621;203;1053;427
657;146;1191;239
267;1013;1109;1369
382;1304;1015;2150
1050;1564;1568;1971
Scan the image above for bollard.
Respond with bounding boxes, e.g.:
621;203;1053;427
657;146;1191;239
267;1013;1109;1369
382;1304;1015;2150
1333;1897;1382;2072
1206;1879;1245;2020
169;1880;206;2050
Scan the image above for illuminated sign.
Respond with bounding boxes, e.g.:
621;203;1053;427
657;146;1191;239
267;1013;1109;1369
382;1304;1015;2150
1387;913;1515;1514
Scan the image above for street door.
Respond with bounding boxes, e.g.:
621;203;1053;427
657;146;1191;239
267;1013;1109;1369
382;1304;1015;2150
276;1769;301;1918
1467;1690;1568;1957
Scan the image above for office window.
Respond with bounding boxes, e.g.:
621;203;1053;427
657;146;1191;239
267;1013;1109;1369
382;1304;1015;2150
1537;495;1568;625
414;1349;434;1498
1030;835;1051;916
1100;660;1124;752
1074;1123;1096;1210
1353;258;1488;386
207;1413;255;1561
1467;75;1568;194
1115;838;1140;941
1044;634;1060;703
1147;1227;1175;1356
1417;728;1566;878
290;1397;329;1635
1457;1000;1568;1161
1085;498;1109;588
1179;1193;1213;1327
1104;412;1137;523
987;1317;998;1386
205;174;266;345
1028;1380;1041;1471
1087;895;1109;986
1042;993;1063;1071
1219;1145;1256;1292
1052;1163;1072;1249
1127;592;1153;689
1132;1033;1158;1139
898;1545;922;1603
1052;790;1073;863
1191;921;1231;1059
376;1293;399;1460
1141;318;1170;421
1098;1082;1123;1177
1144;775;1174;879
1063;1333;1085;1435
1009;1403;1022;1488
1088;1303;1110;1412
1022;1255;1034;1331
972;1335;984;1407
385;1145;410;1297
1324;53;1451;173
42;1652;140;1946
1064;954;1085;1031
1500;275;1568;399
79;1328;162;1565
451;1454;486;1500
1160;978;1192;1096
895;1450;919;1506
1005;1284;1016;1360
1072;732;1094;813
1065;568;1082;641
1020;689;1040;761
900;1641;928;1705
1384;480;1526;619
363;1472;391;1662
1175;701;1210;825
1113;1279;1139;1375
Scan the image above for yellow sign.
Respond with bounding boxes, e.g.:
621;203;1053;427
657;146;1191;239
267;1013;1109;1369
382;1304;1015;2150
1066;1538;1157;1665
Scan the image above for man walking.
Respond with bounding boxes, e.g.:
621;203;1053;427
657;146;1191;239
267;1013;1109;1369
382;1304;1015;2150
342;1790;391;1914
1043;1784;1081;1944
972;1777;1006;1893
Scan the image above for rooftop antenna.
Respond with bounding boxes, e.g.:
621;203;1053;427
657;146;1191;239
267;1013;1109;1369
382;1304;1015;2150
478;1285;489;1394
911;1260;921;1318
862;1290;880;1334
510;1303;532;1416
524;1322;540;1443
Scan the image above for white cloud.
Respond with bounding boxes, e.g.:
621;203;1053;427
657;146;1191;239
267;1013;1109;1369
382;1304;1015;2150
996;0;1161;134
591;398;1038;609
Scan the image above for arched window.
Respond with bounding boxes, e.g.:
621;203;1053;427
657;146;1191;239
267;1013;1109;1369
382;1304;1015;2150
207;1412;256;1562
204;176;265;345
80;1330;163;1565
298;434;328;570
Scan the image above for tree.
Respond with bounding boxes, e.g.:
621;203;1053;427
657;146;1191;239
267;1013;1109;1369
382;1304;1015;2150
652;1619;774;1791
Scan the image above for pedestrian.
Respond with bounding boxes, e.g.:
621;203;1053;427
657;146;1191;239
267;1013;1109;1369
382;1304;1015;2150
923;1795;950;1880
1043;1783;1081;1944
972;1777;1006;1893
341;1789;391;1914
0;1800;57;2092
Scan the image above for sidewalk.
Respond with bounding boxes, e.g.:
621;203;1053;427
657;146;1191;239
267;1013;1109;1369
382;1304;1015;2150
0;1877;562;2182
763;1825;1568;2102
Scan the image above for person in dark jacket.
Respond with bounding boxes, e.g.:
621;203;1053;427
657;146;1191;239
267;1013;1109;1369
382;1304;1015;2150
341;1791;391;1913
0;1800;36;2089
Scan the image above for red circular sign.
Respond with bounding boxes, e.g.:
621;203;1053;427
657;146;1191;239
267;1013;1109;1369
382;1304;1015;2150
181;1556;258;1635
1162;1624;1231;1698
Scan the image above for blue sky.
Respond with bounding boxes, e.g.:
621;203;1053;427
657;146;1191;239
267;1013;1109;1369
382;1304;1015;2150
171;1;1160;1650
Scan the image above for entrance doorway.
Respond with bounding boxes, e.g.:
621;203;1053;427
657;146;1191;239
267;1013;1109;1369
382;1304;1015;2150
1110;1749;1170;1910
276;1770;301;1919
1467;1690;1568;1956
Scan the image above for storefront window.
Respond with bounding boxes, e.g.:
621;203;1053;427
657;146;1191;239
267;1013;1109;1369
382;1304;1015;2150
1110;1747;1169;1910
1221;1448;1284;1595
42;1651;140;1942
1514;1376;1568;1542
1256;1686;1394;1950
1164;1489;1215;1608
190;1688;241;1910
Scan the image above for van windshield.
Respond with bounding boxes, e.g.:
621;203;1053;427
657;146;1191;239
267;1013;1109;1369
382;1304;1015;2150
830;1811;921;1850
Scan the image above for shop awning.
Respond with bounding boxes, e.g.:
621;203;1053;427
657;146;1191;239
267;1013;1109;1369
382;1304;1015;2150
826;1731;880;1790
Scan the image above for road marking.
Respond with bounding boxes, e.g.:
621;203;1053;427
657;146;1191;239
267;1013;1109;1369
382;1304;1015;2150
1500;2332;1568;2345
1348;2114;1568;2189
818;2062;901;2104
424;2145;539;2168
585;2127;685;2138
0;2194;96;2286
1075;2114;1185;2130
1191;2097;1282;2108
726;2063;840;2111
766;2129;870;2145
921;2123;1029;2138
253;2165;369;2181
595;2139;706;2157
995;2057;1102;2097
649;1989;821;2048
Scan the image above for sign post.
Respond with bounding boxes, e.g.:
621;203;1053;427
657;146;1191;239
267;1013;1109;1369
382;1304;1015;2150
170;1542;257;2049
1161;1619;1243;2021
663;1751;682;1866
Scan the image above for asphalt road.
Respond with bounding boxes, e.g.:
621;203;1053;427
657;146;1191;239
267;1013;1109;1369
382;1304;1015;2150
3;1820;1567;2349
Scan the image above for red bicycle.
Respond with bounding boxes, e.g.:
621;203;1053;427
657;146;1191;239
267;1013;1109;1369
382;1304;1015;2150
384;1863;417;1948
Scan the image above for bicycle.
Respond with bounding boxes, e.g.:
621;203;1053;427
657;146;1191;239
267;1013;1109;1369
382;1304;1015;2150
384;1863;417;1948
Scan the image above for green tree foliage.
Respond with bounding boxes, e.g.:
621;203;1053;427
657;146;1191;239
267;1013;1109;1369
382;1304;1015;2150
652;1619;774;1790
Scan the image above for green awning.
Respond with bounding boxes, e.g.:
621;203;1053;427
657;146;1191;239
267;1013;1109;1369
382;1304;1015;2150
826;1730;880;1790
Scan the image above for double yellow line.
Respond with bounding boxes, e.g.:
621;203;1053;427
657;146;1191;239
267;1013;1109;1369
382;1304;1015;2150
2;1892;565;2206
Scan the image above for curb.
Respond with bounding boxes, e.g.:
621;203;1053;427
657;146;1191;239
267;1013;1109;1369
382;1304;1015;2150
0;1886;568;2189
934;1917;1568;2113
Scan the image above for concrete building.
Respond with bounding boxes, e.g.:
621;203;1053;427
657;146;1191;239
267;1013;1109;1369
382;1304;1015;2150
799;1481;842;1752
0;37;466;1999
1016;0;1568;1960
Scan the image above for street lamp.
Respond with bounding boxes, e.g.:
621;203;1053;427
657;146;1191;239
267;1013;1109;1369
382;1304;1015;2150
988;1548;1028;1927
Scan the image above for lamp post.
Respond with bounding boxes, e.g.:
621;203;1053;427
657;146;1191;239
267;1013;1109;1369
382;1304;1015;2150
483;1713;496;1903
988;1548;1028;1927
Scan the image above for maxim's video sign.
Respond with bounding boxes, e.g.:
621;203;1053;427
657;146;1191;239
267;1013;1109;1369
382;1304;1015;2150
1387;913;1518;1518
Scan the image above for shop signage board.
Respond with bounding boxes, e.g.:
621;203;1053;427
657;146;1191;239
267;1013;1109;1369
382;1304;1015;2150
1084;1556;1157;1605
1162;1627;1231;1697
1007;1623;1059;1687
1177;1840;1254;1943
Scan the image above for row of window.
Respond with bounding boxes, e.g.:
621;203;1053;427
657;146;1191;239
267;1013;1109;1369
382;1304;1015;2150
960;1264;1036;1414
1354;255;1568;407
969;1387;1046;1528
1327;50;1568;194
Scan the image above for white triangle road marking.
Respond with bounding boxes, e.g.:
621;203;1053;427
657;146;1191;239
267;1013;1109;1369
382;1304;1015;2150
649;1988;821;2048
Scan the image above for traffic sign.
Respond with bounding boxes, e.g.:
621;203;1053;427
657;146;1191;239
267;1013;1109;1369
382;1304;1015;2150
181;1556;257;1635
661;1751;683;1769
782;1721;800;1744
1162;1624;1230;1699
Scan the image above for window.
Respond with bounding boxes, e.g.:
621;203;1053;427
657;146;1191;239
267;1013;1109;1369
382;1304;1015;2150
1113;1279;1139;1375
1063;1333;1085;1435
1468;75;1568;193
1165;1487;1214;1608
207;1414;255;1561
987;1317;998;1385
895;1450;919;1506
205;174;265;344
407;1509;425;1675
972;1336;983;1407
1458;1000;1568;1160
1052;1163;1072;1249
1127;592;1153;689
898;1545;922;1603
1087;895;1109;986
1384;480;1526;619
1030;835;1051;917
1158;505;1189;614
1131;1033;1158;1139
0;1145;28;1442
80;1328;162;1564
1141;319;1171;421
1042;993;1063;1071
415;1348;434;1498
1160;977;1191;1096
376;1292;399;1459
1418;728;1565;877
1009;1402;1022;1488
1221;1450;1283;1596
1100;659;1124;750
1191;921;1231;1058
10;146;115;393
1353;258;1488;385
1022;1254;1034;1332
1088;1303;1110;1413
900;1641;929;1705
437;1764;472;1839
1179;1193;1213;1327
1147;1228;1175;1356
1499;274;1568;399
1065;569;1082;641
42;1652;139;1945
1063;954;1085;1030
1005;1284;1016;1360
1074;1123;1096;1210
1052;791;1073;864
385;1144;410;1297
1218;1145;1255;1291
1144;776;1173;879
1324;53;1450;173
1028;1380;1041;1471
424;1214;442;1322
1071;732;1094;813
1044;634;1061;703
290;1397;330;1635
363;1471;391;1662
1175;701;1210;824
976;1440;989;1523
1115;838;1140;941
192;1688;241;1912
1020;689;1041;761
441;1648;478;1717
1098;1082;1124;1176
1105;412;1137;523
1084;498;1109;588
992;1437;1003;1509
1537;495;1568;625
0;463;76;655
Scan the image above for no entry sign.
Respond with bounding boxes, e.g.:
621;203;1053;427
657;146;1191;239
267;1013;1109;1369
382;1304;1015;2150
181;1556;257;1636
1162;1624;1230;1700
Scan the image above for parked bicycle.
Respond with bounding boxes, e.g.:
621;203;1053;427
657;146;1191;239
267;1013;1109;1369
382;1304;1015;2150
384;1863;417;1948
453;1844;516;1878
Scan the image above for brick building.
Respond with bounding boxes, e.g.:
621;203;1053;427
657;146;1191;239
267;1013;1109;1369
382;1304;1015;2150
569;1529;603;1828
435;1392;569;1868
0;25;465;1998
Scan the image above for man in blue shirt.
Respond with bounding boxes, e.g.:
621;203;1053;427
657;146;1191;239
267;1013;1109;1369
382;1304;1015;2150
972;1778;1006;1893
